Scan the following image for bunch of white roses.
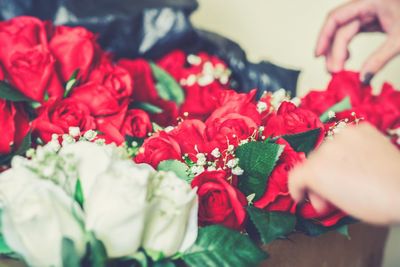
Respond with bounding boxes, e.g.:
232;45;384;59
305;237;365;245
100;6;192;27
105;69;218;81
0;140;198;267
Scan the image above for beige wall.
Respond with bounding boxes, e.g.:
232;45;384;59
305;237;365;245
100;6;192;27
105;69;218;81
192;1;400;267
192;0;400;96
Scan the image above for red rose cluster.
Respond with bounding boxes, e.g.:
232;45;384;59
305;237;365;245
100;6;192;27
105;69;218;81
0;16;159;149
301;71;400;146
2;16;400;236
135;85;340;230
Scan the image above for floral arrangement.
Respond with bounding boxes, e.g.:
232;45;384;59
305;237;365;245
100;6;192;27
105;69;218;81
0;16;399;267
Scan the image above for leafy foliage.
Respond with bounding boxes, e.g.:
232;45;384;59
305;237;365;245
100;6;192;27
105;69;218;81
0;81;33;102
182;225;268;267
247;207;296;244
236;141;284;201
282;128;321;155
158;160;191;183
150;63;185;106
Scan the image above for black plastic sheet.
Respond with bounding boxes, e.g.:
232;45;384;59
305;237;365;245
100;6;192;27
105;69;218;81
0;0;300;96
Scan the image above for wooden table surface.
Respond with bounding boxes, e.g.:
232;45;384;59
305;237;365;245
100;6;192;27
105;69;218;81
0;223;388;267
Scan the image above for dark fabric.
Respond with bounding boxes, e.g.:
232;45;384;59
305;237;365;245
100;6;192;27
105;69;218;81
0;0;300;96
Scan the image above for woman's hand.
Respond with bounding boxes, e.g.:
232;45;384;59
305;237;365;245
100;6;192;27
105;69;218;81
289;123;400;225
316;0;400;83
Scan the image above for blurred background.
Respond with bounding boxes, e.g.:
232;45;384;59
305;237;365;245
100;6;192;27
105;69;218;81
191;0;400;266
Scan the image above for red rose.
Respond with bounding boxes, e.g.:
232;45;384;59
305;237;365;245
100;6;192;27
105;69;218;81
88;59;133;102
191;170;247;230
254;139;305;213
300;90;338;116
134;131;181;168
32;98;96;142
0;99;30;155
120;109;152;138
0;16;50;64
170;120;209;158
0;17;64;101
156;50;186;79
0;64;4;80
70;82;124;117
7;45;63;101
264;101;324;141
147;98;179;127
298;203;346;227
49;25;101;82
301;71;372;116
179;83;224;121
206;113;258;148
118;59;159;103
206;89;261;125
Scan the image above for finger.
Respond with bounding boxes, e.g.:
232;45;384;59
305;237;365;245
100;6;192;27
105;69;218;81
325;20;361;73
315;0;372;57
288;165;311;203
308;191;330;214
360;33;400;80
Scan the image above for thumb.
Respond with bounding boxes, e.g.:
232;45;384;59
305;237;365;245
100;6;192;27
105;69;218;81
360;32;400;82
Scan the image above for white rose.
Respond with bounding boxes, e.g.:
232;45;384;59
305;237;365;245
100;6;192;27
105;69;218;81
0;168;85;267
84;161;154;258
59;141;123;199
142;171;198;257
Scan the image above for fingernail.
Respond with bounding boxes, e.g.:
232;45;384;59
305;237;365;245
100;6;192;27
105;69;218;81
361;72;374;86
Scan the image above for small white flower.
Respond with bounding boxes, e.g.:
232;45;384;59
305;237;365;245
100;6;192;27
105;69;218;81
219;75;229;85
197;75;214;86
227;145;234;152
231;166;244;176
226;158;239;169
51;134;59;140
186;74;197;86
211;148;221;158
83;130;97;141
196;153;207;166
246;193;256;204
131;141;138;147
187;54;201;66
328;110;336;119
190;165;205;176
69;127;81;137
48;140;61;152
239;139;249;146
202;62;214;74
257;102;267;113
164;126;175;132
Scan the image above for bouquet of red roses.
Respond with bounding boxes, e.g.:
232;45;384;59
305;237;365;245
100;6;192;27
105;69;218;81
0;16;399;267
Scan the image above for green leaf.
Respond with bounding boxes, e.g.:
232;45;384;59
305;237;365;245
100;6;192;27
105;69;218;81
247;207;296;244
282;128;321;155
295;216;357;237
182;225;267;267
0;81;33;102
134;102;163;114
319;96;352;123
0;132;32;165
62;238;81;267
236;142;284;201
87;232;107;267
64;69;80;98
74;179;84;208
150;62;185;105
336;225;351;239
0;235;13;255
158;160;191;183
